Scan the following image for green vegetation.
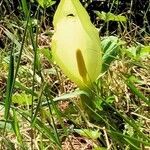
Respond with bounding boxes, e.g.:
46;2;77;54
0;0;149;149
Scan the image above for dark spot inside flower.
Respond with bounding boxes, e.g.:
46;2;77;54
67;13;75;17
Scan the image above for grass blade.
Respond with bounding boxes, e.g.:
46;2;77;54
126;78;150;106
4;49;14;120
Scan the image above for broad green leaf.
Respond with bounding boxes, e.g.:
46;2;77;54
53;89;89;101
74;129;101;140
12;93;32;105
95;11;127;22
41;89;89;107
101;36;122;72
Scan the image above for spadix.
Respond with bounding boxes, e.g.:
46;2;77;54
52;0;102;89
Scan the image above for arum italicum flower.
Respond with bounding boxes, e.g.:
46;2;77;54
52;0;102;89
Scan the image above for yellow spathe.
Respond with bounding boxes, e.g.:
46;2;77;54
52;0;102;88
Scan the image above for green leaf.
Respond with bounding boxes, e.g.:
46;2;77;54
40;48;52;62
12;92;32;105
0;120;12;131
125;46;137;59
95;11;127;22
37;0;56;8
53;89;89;101
125;45;150;60
74;129;101;140
4;29;21;50
101;36;122;72
41;89;89;108
138;45;150;59
15;81;38;97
